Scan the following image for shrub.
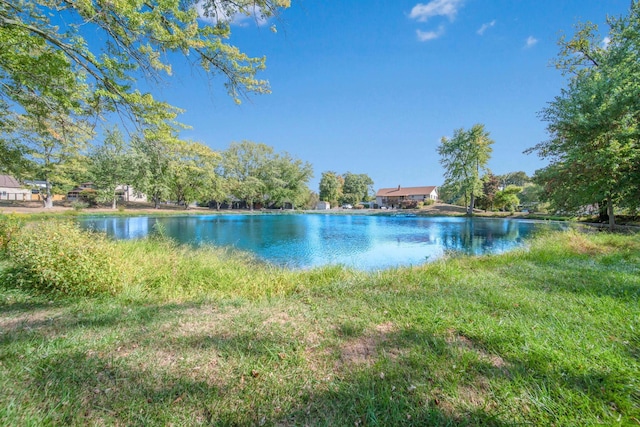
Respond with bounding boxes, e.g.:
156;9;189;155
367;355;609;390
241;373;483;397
79;189;98;206
424;199;435;206
6;221;121;296
71;201;89;211
0;214;24;254
400;200;418;209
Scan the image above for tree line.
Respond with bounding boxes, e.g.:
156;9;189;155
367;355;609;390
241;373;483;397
0;0;291;207
24;127;314;210
318;171;374;208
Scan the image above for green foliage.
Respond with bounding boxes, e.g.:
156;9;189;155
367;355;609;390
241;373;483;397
222;141;313;209
319;171;344;206
0;214;24;254
71;201;89;211
89;127;137;210
5;221;120;296
529;3;640;227
0;0;290;122
476;172;500;210
166;140;220;209
1;0;290;209
130;131;174;208
494;185;522;212
497;171;530;187
340;172;374;206
438;124;494;214
0;230;638;425
518;183;545;212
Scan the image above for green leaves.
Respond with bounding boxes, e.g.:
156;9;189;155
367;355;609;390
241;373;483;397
438;124;494;214
222;141;313;209
319;171;344;206
531;3;640;224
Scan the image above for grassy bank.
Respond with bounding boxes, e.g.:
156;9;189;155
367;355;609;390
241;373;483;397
0;223;638;425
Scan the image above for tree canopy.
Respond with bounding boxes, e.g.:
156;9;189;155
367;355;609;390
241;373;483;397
340;172;374;206
319;171;343;207
0;0;290;125
528;2;640;227
222;141;313;210
438;124;494;215
0;0;290;204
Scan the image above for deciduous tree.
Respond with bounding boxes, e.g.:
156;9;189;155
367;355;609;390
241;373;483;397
0;0;290;123
494;185;522;212
319;171;343;207
528;2;640;228
166;141;220;209
438;124;494;215
476;172;500;211
340;172;374;206
88;127;136;209
1;0;290;207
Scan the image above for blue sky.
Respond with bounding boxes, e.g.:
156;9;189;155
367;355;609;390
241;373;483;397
149;0;632;192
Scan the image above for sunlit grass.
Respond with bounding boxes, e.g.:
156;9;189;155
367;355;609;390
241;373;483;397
0;227;638;425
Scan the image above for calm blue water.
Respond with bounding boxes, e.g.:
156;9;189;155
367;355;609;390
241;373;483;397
78;214;566;270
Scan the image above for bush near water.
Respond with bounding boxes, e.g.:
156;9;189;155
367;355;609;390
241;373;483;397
3;220;121;296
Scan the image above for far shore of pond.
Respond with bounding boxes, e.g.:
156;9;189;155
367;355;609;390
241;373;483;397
1;200;638;229
0;200;540;218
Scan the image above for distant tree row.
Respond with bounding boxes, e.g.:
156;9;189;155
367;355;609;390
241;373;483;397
94;136;313;210
3;119;314;210
438;168;540;214
318;172;374;207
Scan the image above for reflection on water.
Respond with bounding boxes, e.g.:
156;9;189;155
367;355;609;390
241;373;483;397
79;214;566;270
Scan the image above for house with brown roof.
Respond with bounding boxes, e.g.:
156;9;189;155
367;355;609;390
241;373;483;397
375;185;438;209
0;174;33;201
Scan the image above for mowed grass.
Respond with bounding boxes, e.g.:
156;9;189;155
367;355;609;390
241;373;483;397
0;227;638;426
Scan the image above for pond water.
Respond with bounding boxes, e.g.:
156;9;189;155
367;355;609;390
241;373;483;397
78;214;567;270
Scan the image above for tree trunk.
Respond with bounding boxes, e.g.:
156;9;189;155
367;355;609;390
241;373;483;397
468;192;475;216
112;197;117;210
43;181;53;209
607;194;615;230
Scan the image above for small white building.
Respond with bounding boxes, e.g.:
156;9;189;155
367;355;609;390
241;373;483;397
0;175;32;201
375;185;438;208
115;185;147;202
316;201;331;210
66;183;147;202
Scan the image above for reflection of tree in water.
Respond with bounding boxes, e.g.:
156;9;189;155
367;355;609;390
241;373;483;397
83;217;152;240
79;215;564;269
439;218;527;255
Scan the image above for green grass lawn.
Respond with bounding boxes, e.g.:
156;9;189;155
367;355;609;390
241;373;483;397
0;226;638;426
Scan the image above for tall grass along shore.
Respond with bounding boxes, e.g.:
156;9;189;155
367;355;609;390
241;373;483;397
0;215;638;425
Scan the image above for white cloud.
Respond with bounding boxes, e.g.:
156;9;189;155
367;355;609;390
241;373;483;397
602;36;612;48
524;36;538;48
417;26;445;42
196;1;269;26
409;0;464;22
477;20;496;35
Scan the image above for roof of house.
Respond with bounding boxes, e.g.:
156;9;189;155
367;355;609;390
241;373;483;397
0;174;22;188
376;186;437;197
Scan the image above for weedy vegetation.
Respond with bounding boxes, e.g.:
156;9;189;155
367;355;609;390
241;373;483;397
0;214;638;425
